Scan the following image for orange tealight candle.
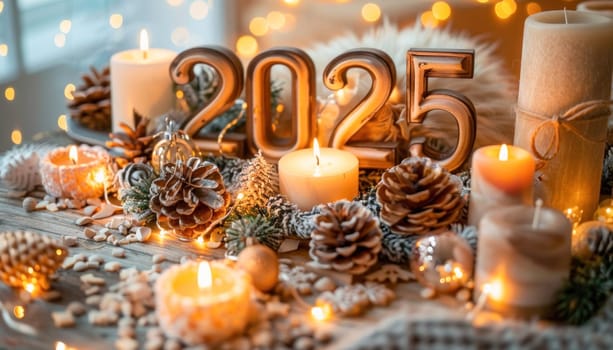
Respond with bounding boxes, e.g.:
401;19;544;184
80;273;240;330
468;144;535;226
155;260;252;345
40;145;110;200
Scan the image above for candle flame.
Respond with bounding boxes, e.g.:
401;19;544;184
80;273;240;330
139;29;149;59
94;168;106;184
498;144;508;161
198;261;212;289
483;280;503;301
68;145;78;164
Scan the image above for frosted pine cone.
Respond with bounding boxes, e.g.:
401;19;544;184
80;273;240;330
0;230;68;291
150;157;230;240
376;157;463;236
106;113;154;167
309;200;382;275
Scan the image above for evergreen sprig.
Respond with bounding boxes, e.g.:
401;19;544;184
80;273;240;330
225;213;283;256
555;256;613;325
120;175;155;224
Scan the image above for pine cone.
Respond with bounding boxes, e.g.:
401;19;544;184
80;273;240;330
0;231;68;291
376;157;464;236
149;157;230;240
106;113;154;167
225;214;283;257
67;66;111;131
309;200;382;275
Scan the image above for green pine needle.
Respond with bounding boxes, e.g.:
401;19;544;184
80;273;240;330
120;175;155;224
225;214;283;256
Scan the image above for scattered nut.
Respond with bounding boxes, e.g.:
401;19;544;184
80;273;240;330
206;241;222;249
83;227;96;239
67;301;86;316
93;234;107;242
52;311;75;328
22;197;38;212
46;203;59;212
73;261;89;272
112;248;126;258
87;198;102;206
81;273;106;286
62;235;78;247
314;277;336;292
135;227;152;242
152;254;165;264
75;216;94;226
104;261;122;273
82;205;98;217
115;337;138;350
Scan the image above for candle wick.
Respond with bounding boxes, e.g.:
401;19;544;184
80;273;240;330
315;154;320;167
563;7;568;24
532;198;544;229
142;50;148;60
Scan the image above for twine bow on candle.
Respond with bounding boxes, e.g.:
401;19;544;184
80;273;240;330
518;100;612;162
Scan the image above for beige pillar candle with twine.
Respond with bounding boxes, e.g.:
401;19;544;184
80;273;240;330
514;10;613;221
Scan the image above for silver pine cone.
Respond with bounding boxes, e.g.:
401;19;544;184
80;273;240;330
310;200;382;275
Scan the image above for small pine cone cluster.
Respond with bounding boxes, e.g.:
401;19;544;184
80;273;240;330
309;200;382;275
149;157;230;240
0;231;68;291
376;157;463;236
225;214;283;257
68;66;111;131
106;114;154;167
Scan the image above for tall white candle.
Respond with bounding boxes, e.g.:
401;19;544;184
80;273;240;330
111;30;176;131
514;10;613;221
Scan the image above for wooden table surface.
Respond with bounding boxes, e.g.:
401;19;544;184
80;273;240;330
0;186;470;350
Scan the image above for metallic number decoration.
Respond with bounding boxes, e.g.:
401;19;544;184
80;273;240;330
246;47;316;161
323;49;398;169
170;46;245;156
406;49;476;172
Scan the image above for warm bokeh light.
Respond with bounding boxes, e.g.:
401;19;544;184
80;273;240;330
236;35;258;57
0;1;4;13
495;0;517;19
283;0;300;6
476;0;489;3
190;0;209;20
109;14;123;29
432;1;451;21
64;83;75;100
483;280;503;301
311;303;332;321
13;305;25;319
54;33;66;48
24;282;35;294
4;86;15;101
94;169;106;184
167;0;184;6
59;19;72;34
196;236;204;245
526;2;541;15
171;27;190;46
0;44;7;56
249;17;269;36
55;342;66;350
176;90;184;99
58;114;68;131
361;3;381;22
421;10;439;28
267;11;286;30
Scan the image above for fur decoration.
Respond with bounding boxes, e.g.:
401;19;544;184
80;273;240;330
0;144;53;191
292;20;515;149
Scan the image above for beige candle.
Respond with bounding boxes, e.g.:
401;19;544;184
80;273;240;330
468;144;535;226
475;205;572;317
514;10;613;221
155;260;252;345
278;139;359;210
40;145;110;200
111;30;176;132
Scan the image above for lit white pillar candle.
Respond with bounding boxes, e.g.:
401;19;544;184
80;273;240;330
111;29;176;131
278;139;359;210
475;205;572;317
468;144;535;226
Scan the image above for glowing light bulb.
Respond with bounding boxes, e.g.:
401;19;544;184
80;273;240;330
361;3;381;22
59;19;72;34
236;35;258;57
13;305;25;319
526;2;541;15
64;83;75;100
109;14;123;29
0;43;8;56
432;1;451;21
310;303;332;321
250;17;269;36
4;86;15;101
11;129;22;145
54;33;66;48
267;11;286;30
421;11;439;28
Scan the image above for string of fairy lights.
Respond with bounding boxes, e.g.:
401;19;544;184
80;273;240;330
0;0;578;146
